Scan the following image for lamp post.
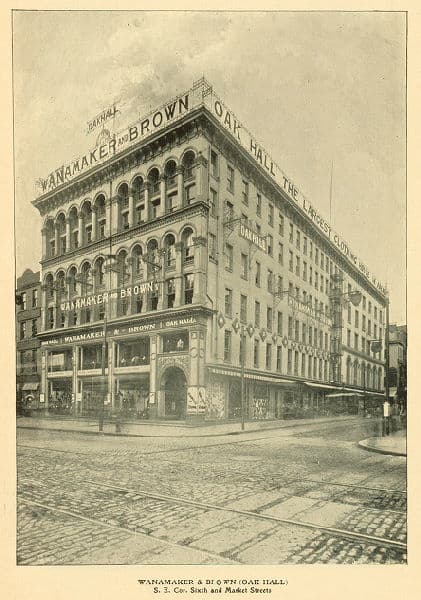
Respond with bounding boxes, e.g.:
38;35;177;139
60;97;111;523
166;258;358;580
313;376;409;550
232;317;246;431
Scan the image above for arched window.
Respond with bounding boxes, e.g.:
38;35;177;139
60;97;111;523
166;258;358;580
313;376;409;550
94;257;105;288
116;250;129;287
182;151;196;206
81;201;93;245
44;274;55;329
165;161;178;214
80;262;92;295
45;220;55;258
117;183;130;231
146;239;159;279
353;360;358;386
346;357;351;384
67;266;77;297
148;168;161;219
132;245;143;278
68;207;79;250
163;234;176;270
182;228;194;265
56;213;66;254
95;194;107;239
132;177;145;225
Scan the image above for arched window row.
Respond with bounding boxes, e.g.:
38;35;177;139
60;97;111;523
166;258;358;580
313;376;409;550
42;151;202;259
345;355;381;391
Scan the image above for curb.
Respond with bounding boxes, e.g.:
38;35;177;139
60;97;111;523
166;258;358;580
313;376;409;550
357;438;407;457
17;416;361;439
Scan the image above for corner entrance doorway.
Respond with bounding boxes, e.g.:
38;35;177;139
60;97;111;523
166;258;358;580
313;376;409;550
161;367;187;420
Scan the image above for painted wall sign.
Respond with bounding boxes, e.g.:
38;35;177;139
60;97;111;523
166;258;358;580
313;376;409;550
287;294;332;327
37;94;190;193
239;223;267;252
60;281;159;312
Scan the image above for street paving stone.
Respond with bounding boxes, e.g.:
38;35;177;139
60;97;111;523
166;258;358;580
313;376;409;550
16;419;407;565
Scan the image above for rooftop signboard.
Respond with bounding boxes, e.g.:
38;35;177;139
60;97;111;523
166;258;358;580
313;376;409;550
34;79;386;297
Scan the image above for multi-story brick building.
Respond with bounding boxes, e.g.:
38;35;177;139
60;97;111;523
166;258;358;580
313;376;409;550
16;269;42;412
32;78;387;421
388;323;407;406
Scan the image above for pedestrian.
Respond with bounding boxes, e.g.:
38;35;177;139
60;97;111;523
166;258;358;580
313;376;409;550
383;398;391;436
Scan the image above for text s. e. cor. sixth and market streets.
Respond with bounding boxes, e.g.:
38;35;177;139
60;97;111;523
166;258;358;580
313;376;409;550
138;578;287;595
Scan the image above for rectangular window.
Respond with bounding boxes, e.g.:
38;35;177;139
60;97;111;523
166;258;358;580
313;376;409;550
362;295;366;310
279;214;284;236
242;180;249;205
225;288;233;317
210;188;217;216
240;294;248;323
309;266;313;285
287;349;292;374
300;353;306;377
320;253;324;270
184;274;194;304
289;250;293;272
308;326;313;346
368;319;372;335
295;286;300;300
240;253;248;279
265;343;272;370
254;339;260;368
368;301;372;314
226;200;234;222
278;242;284;265
295;255;300;276
254;261;261;287
374;306;378;319
354;333;359;350
294;351;299;375
296;230;300;250
315;271;319;290
277;275;284;296
294;319;300;342
32;289;38;308
224;330;232;362
289;222;293;243
362;314;366;331
210;150;218;177
276;346;282;372
31;319;37;336
267;234;273;256
166;278;175;309
302;322;307;344
267;307;273;332
362;337;365;354
303;236;307;255
267;269;273;293
20;321;26;339
355;310;359;328
347;329;351;347
268;203;274;226
374;323;377;338
255;301;260;327
315;247;319;265
347;304;351;323
309;241;313;259
277;311;283;335
302;261;307;281
209;233;217;260
308;355;312;378
256;193;262;216
225;243;233;271
20;291;27;310
227;165;234;192
288;316;293;338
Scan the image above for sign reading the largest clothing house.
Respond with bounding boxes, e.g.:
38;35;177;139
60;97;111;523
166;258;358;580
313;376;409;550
202;92;387;296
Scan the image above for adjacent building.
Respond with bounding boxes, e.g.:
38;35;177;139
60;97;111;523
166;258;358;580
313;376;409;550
16;269;42;412
31;78;387;421
388;323;407;407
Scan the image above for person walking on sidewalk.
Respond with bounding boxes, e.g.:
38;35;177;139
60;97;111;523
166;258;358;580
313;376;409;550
383;398;391;436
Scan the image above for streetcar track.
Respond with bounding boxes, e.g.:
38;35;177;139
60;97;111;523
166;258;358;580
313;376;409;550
17;443;407;499
18;476;406;550
18;497;240;565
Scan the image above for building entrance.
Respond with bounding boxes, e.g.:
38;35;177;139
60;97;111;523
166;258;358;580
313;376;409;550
161;367;187;419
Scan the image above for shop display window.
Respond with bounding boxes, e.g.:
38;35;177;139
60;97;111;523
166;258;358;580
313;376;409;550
81;344;106;370
117;338;150;367
48;349;73;372
162;331;189;353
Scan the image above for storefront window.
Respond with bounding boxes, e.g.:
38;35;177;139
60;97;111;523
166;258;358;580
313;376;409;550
117;338;150;366
162;331;189;353
81;344;105;370
48;349;73;372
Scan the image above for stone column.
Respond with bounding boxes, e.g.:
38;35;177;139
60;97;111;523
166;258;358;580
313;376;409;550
149;335;158;419
194;153;208;203
41;349;48;413
72;346;78;416
144;184;150;221
174;242;183;307
105;199;112;238
65;219;71;252
128;194;134;228
176;166;184;208
78;214;84;248
111;198;119;233
54;225;59;256
186;329;206;422
41;227;47;259
192;236;207;304
91;207;97;241
158;177;165;218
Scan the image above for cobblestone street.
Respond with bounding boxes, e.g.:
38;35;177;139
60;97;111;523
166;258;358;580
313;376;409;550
16;417;407;565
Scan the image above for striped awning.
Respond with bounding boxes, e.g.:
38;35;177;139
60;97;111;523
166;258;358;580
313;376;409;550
303;382;338;391
208;367;294;386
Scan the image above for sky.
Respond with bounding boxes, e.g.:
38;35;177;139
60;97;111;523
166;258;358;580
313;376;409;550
12;10;406;323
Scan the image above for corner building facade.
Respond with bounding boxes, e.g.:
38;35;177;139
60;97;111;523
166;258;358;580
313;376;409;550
34;79;387;421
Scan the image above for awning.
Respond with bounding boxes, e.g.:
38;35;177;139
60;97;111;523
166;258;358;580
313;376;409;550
22;383;39;391
208;367;294;386
303;382;338;391
326;392;364;398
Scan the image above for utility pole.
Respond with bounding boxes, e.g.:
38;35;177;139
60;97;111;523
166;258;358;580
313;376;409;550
240;326;245;431
385;295;390;405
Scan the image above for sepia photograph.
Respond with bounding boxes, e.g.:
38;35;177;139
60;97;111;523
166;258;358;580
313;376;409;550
13;9;407;568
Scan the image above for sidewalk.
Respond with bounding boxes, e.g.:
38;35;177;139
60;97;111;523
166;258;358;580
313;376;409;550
16;414;360;438
358;429;407;457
